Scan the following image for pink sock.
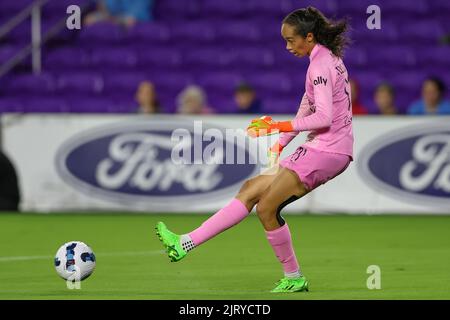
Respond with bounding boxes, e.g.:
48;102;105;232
189;198;249;246
265;223;300;274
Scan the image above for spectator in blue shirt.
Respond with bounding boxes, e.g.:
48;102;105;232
408;77;450;115
85;0;154;28
234;82;263;114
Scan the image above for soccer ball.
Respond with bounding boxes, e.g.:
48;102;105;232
54;241;96;281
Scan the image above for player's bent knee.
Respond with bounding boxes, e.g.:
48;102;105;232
255;201;275;221
237;178;262;206
238;179;254;194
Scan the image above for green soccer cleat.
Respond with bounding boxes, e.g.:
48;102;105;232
270;276;309;293
155;222;187;262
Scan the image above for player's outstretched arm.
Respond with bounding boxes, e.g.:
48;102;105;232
291;64;333;132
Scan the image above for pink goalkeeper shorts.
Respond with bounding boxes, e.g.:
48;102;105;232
279;145;351;191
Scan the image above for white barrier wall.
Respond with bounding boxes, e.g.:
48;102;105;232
2;114;449;214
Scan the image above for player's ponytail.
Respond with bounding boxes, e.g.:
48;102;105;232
283;6;350;58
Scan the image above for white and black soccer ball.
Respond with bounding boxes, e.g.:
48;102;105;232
54;241;96;281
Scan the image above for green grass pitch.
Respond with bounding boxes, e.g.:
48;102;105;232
0;213;449;300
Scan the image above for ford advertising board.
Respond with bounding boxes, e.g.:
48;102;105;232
358;122;450;209
55;120;260;210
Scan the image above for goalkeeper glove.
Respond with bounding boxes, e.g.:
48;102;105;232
246;115;293;138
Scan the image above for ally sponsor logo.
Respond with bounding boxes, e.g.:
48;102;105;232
55;120;259;209
357;122;450;209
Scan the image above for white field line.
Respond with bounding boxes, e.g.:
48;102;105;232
0;250;165;263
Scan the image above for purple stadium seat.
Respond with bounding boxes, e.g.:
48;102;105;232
283;0;338;16
228;48;275;68
77;23;126;46
272;48;309;70
57;73;103;94
155;0;202;20
42;8;74;22
350;71;384;93
183;48;231;67
367;46;417;67
0;15;8;27
258;21;286;43
263;97;299;114
126;23;170;43
23;97;69;113
44;48;89;70
136;47;182;68
196;72;243;93
203;1;245;18
0;98;24;113
351;21;399;44
156;92;177;113
428;1;450;11
2;0;449;114
441;74;450;92
342;48;367;69
417;47;450;67
5;73;55;95
107;97;137;113
396;90;417;114
102;72;148;94
6;19;64;45
382;0;428;14
285;74;306;92
44;0;86;10
170;22;216;43
388;72;426;92
398;20;445;43
150;73;195;92
0;0;33;13
90;49;137;69
67;97;115;113
216;22;261;43
5;21;31;44
0;45;19;65
436;14;450;32
246;0;285;16
248;72;292;94
208;93;237;113
336;0;383;15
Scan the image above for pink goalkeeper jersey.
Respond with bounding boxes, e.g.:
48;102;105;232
279;43;354;159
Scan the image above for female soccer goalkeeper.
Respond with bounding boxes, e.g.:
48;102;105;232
156;7;353;293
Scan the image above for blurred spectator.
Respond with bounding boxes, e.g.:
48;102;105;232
234;82;263;114
408;77;450;115
136;81;161;114
373;82;398;115
84;0;154;28
0;151;20;211
350;79;369;115
177;85;214;114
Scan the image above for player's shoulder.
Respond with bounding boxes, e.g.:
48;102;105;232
310;49;339;72
308;56;340;85
308;55;329;75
